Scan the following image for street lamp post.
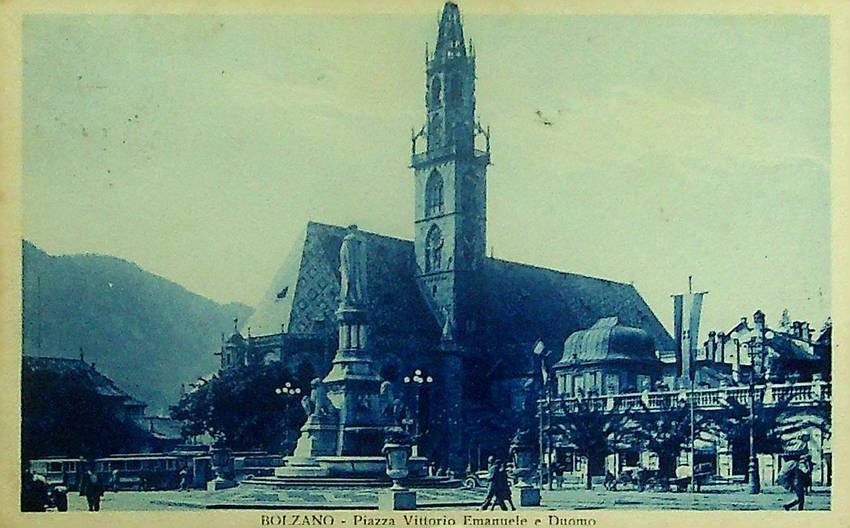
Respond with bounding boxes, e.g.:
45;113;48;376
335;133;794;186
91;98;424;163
275;382;303;453
746;339;760;494
403;369;434;458
274;381;303;397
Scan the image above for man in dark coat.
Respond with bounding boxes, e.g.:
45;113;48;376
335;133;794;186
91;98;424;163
489;461;516;511
84;471;104;511
783;455;812;511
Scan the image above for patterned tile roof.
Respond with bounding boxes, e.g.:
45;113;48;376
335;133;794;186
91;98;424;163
246;222;440;368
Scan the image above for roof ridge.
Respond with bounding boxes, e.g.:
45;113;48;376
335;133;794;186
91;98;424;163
486;257;633;287
306;221;413;244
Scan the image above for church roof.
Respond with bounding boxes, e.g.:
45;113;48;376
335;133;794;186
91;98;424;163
475;259;675;353
247;222;674;366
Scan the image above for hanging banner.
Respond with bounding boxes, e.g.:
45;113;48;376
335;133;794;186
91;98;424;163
673;294;684;376
680;292;705;381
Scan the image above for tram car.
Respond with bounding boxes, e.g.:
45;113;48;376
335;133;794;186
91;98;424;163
28;452;198;491
28;458;84;489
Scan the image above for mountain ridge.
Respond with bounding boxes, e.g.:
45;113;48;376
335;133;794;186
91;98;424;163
22;240;253;413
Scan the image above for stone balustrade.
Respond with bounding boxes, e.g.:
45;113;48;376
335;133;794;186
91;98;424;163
545;380;831;415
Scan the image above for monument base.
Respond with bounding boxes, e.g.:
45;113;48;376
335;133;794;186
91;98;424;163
378;489;417;511
207;477;238;491
517;486;541;507
276;456;427;478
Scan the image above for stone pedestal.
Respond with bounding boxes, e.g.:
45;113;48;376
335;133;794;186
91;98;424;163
378;489;417;511
207;477;237;491
517;486;541;507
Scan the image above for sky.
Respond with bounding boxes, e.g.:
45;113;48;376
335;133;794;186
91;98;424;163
22;12;831;339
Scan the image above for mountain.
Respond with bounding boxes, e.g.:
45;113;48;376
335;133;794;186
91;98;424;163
22;241;253;413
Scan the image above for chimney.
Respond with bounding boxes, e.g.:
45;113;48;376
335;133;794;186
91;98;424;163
792;321;802;338
732;338;741;383
800;323;812;342
717;332;726;363
753;310;765;333
708;331;717;362
79;347;85;363
740;316;748;328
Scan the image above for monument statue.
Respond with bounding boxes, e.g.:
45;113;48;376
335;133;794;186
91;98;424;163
380;380;395;418
441;306;454;340
339;225;368;307
300;394;314;417
307;377;332;417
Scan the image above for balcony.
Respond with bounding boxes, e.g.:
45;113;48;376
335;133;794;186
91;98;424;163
410;145;490;168
545;380;831;415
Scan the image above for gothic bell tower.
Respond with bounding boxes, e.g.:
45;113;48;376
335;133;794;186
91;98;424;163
411;1;490;337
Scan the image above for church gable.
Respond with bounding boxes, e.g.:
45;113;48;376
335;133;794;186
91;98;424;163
244;226;308;336
286;223;350;335
256;222;441;361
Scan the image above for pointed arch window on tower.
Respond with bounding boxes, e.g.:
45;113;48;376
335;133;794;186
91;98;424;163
425;224;444;273
425;170;444;217
430;76;442;107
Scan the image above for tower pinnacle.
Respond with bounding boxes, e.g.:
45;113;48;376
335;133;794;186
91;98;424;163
434;2;467;61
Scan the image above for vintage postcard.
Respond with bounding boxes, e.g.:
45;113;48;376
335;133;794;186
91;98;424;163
1;0;848;527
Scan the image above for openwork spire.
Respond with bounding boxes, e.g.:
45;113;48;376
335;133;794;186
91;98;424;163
434;2;466;61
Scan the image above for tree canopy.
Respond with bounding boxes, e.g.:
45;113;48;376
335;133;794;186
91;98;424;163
170;362;310;452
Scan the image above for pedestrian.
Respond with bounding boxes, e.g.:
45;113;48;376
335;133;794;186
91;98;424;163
553;463;564;489
178;466;190;491
783;455;812;511
21;469;48;512
603;470;617;491
111;468;120;492
84;470;104;512
51;485;69;512
490;461;516;511
479;457;498;510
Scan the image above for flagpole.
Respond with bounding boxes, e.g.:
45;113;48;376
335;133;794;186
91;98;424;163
688;276;696;495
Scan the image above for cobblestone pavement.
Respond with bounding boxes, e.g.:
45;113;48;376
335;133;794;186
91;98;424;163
60;486;829;512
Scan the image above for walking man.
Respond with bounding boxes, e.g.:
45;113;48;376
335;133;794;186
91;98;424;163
783;455;813;511
178;466;190;491
479;457;498;510
84;471;104;512
490;461;516;511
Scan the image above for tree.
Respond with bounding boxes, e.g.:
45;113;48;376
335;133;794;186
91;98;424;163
629;400;713;481
170;363;309;452
712;393;794;459
22;369;150;460
548;399;635;489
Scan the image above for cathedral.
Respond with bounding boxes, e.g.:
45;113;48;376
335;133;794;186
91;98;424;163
220;2;674;472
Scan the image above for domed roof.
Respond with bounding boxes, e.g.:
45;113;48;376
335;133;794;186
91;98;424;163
557;317;658;365
224;318;246;346
225;331;246;346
